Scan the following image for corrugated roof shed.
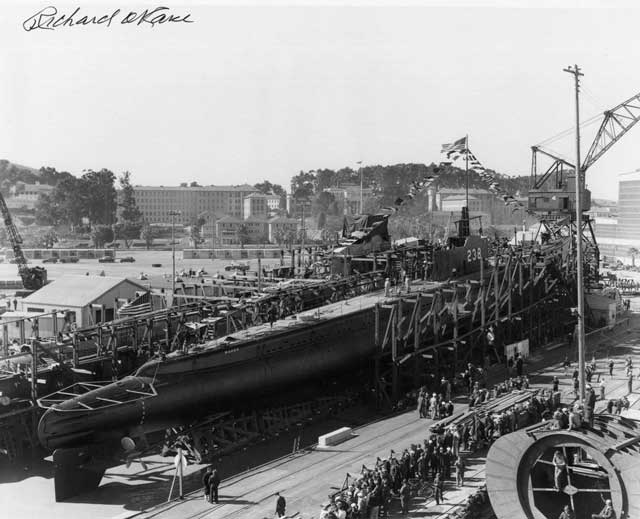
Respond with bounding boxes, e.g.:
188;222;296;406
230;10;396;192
22;276;146;307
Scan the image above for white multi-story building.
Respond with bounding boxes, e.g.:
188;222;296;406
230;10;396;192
131;184;257;224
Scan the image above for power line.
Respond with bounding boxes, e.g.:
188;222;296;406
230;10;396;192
535;113;601;147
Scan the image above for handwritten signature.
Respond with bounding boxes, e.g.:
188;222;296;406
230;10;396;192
23;6;194;32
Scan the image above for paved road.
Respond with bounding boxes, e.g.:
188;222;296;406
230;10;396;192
0;249;284;296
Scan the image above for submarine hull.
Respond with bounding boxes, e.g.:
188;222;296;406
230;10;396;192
39;306;377;453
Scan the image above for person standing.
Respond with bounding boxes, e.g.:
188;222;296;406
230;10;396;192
552;376;559;393
433;472;444;505
515;354;524;377
417;389;426;418
628;371;634;395
399;478;410;516
562;355;570;375
599;379;606;401
202;466;213;503
209;467;220;504
275;492;286;518
454;455;465;488
609;358;614;379
552;450;566;491
583;386;596;428
268;301;278;328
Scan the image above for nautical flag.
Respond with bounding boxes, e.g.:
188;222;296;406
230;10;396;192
118;291;152;317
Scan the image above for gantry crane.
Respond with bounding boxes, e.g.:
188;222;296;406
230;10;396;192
0;192;46;290
528;89;640;281
529;89;640;216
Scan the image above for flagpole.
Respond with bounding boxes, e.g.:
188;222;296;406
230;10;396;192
465;134;469;210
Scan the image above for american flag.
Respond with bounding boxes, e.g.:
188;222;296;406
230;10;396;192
440;137;467;154
440;137;467;162
118;291;152;317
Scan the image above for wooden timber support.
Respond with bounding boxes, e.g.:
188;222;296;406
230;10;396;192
373;241;577;409
165;391;362;463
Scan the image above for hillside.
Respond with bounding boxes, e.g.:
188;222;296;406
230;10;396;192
0;159;43;191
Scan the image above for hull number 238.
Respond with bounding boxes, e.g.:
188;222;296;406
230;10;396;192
467;247;482;263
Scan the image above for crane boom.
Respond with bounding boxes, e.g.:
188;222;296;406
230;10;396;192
0;192;46;290
582;91;640;172
529;88;640;217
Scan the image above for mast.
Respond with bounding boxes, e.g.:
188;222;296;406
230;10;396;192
465;134;469;209
564;64;586;405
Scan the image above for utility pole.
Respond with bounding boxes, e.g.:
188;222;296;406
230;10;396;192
300;203;305;270
169;210;181;305
564;64;586;404
357;160;363;214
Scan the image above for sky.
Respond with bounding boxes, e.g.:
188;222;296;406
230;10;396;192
2;1;640;200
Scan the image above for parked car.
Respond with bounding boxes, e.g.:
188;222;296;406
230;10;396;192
98;256;115;263
60;256;79;263
42;257;59;263
119;256;136;263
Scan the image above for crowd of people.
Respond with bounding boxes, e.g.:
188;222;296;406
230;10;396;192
317;379;553;519
195;346;636;519
317;444;466;519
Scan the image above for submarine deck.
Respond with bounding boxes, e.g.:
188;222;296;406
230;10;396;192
181;280;445;352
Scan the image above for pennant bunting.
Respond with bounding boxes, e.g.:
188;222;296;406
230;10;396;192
438;138;538;218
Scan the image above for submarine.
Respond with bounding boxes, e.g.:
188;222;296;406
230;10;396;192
38;211;489;500
38;296;380;500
